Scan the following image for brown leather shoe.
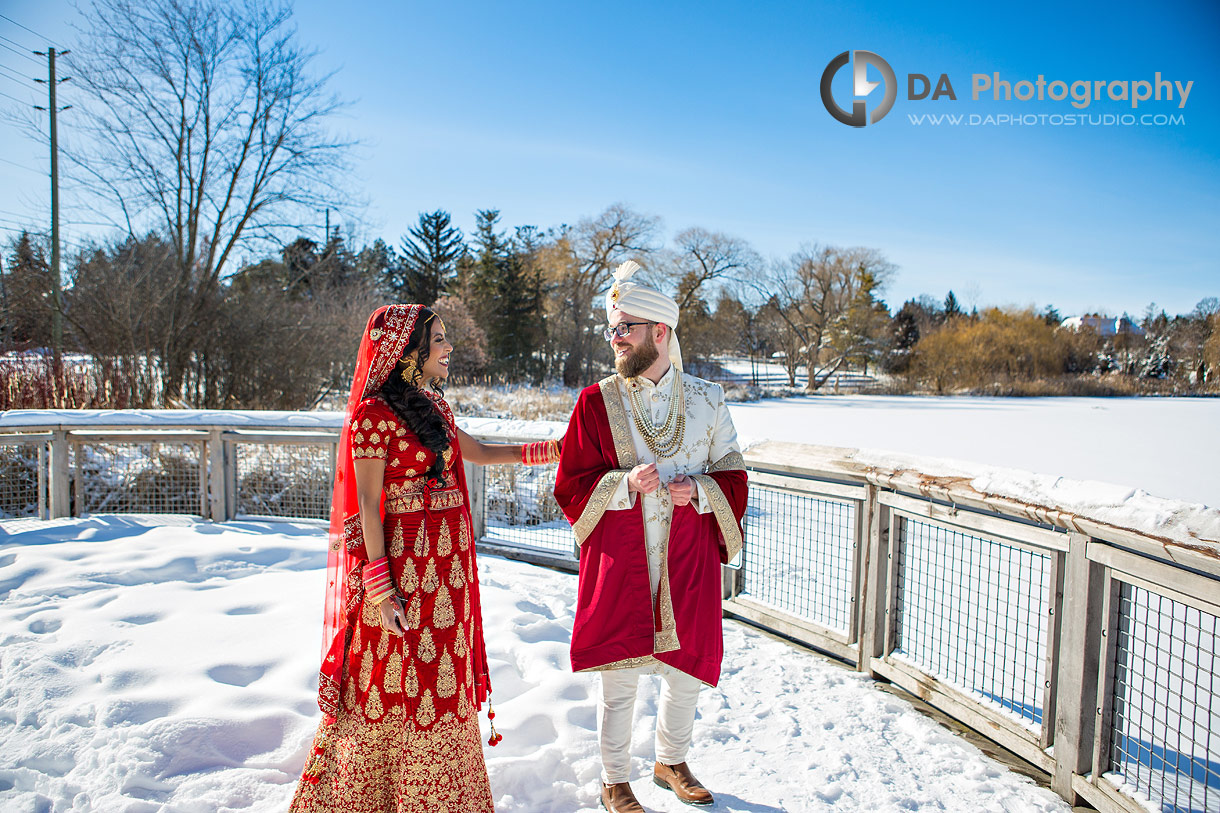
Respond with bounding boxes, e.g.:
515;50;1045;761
601;782;646;813
653;761;714;806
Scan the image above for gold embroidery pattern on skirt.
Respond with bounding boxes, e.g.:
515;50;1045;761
351;618;363;655
421;558;439;593
343;676;357;711
413;522;428;557
361;597;380;628
459;518;471;551
385;648;403;693
389;523;405;557
437;519;453;556
406;593;422;630
457;689;471;721
463;587;471;622
289;705;416;813
416;689;437;727
418;628;437;663
400;558;419;594
404;657;420;698
365;684;384;720
449;558;465;589
436;648;457;698
399;714;494;813
432;585;456;629
453;622;467;658
359;651;373;691
376;627;390;660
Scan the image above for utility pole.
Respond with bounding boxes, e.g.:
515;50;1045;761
35;46;70;370
324;207;330;244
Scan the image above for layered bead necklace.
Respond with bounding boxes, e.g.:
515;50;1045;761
627;369;686;458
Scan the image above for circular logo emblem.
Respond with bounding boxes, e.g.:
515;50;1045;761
820;50;897;127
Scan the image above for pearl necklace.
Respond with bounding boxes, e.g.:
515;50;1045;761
627;370;686;458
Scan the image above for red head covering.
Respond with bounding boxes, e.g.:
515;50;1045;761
317;304;424;717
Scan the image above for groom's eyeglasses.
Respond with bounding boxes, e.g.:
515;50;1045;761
602;321;654;341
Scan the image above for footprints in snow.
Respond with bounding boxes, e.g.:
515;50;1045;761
28;616;62;634
207;663;268;687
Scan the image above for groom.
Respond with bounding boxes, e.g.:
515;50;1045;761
554;261;748;812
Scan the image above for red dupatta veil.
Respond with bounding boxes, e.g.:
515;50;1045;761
317;304;422;718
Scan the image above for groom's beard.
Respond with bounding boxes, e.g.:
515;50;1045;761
615;338;659;379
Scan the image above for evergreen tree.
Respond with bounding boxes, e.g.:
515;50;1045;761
466;212;548;380
395;210;464;306
944;290;962;320
2;232;53;348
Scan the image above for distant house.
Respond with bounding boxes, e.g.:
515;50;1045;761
1060;314;1146;338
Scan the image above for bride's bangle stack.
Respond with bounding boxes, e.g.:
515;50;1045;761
521;439;561;466
362;557;395;605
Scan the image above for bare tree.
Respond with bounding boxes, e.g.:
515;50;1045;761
547;204;660;386
64;0;353;402
760;244;895;391
667;227;760;311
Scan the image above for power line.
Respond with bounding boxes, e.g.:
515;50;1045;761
0;39;38;64
0;63;35;88
0;156;44;174
0;87;35;105
0;13;56;46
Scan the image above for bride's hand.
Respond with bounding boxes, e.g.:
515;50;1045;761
379;596;406;636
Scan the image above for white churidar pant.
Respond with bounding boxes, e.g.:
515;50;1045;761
598;663;703;785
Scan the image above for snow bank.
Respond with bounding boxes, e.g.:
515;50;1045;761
0;517;1069;812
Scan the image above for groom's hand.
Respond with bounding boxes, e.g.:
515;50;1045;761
668;474;693;507
628;463;660;494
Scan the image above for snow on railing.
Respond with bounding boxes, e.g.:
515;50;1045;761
1;411;1217;813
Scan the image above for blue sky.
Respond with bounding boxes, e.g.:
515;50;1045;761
1;0;1216;316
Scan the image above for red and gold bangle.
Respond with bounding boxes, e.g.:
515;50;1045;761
362;557;395;605
521;439;560;466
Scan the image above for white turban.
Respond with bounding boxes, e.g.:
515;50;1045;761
606;260;683;372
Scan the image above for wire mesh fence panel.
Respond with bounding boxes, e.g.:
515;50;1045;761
1107;581;1219;813
741;485;857;635
235;442;334;520
73;441;203;515
481;462;573;556
0;442;44;519
894;517;1051;731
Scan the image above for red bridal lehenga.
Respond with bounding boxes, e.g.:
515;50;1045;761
290;305;495;813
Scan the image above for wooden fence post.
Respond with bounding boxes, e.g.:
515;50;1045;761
859;485;890;676
467;462;485;540
1052;532;1105;801
207;429;227;521
49;430;70;518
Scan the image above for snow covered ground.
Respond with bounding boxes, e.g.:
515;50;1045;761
0;516;1071;813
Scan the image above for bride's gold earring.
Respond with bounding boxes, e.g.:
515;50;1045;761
400;356;417;383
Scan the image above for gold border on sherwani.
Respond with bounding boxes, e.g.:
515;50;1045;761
599;375;637;470
578;654;657;673
691;473;744;562
707;450;745;474
572;470;628;545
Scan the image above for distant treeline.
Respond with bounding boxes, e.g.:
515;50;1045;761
2;210;1217;410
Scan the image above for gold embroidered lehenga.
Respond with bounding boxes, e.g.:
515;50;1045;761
289;305;495;813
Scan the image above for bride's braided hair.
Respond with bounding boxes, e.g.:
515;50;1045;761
378;308;449;483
